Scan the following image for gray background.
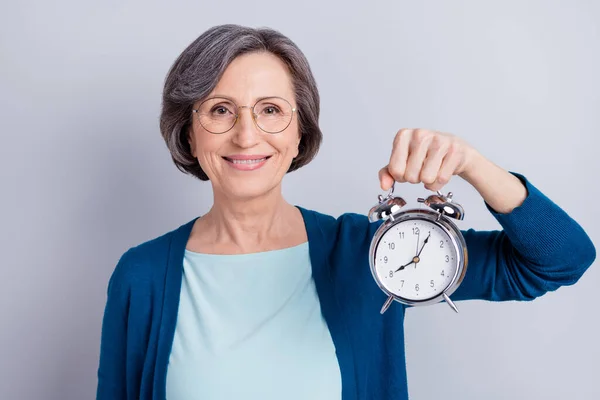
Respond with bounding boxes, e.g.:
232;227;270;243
1;0;598;399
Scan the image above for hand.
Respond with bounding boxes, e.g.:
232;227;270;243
379;128;478;192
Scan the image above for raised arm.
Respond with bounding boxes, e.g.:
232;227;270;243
378;128;596;301
453;172;595;301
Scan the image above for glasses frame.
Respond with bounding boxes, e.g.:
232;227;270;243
192;96;297;134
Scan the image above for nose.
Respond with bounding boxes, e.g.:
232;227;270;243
231;106;260;148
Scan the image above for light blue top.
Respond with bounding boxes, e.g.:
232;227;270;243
165;242;342;400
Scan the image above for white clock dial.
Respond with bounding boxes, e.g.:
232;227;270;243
374;218;459;301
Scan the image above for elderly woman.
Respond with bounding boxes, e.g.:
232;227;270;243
96;24;596;400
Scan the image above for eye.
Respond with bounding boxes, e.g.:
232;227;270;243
211;105;233;115
258;104;282;115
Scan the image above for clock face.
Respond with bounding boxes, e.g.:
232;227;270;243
373;218;459;301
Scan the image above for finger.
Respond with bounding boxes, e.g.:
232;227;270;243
378;166;395;191
420;136;448;187
426;144;462;192
387;129;412;183
404;129;433;184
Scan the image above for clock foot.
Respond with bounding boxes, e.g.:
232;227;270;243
443;293;459;313
380;295;394;314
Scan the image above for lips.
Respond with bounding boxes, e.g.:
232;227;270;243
223;156;270;164
222;155;272;171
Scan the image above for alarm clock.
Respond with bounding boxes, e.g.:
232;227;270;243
368;183;468;314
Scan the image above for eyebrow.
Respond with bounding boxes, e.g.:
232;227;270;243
208;95;287;103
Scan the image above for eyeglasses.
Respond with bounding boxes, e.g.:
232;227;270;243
192;96;297;134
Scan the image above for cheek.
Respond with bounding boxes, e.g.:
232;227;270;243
191;127;219;154
287;125;302;156
274;135;300;159
189;127;211;158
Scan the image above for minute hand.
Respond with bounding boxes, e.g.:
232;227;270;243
416;232;431;258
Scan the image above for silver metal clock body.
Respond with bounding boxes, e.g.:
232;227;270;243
368;185;468;313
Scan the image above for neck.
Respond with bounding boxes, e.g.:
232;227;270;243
199;184;302;253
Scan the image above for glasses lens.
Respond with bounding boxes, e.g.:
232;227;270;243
197;97;237;134
254;97;294;133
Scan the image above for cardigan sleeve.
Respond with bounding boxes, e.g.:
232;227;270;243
96;250;132;400
450;173;596;302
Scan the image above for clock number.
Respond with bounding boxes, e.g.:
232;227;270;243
440;240;444;248
445;255;449;262
430;280;434;287
399;232;405;239
389;270;393;278
441;270;445;276
400;280;404;287
415;284;419;291
389;242;395;250
412;227;420;235
384;256;388;263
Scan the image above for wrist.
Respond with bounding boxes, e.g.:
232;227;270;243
458;150;528;213
459;148;487;184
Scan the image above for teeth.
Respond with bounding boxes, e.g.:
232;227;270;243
230;158;266;164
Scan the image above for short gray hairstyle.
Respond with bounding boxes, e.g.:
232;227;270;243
160;24;322;181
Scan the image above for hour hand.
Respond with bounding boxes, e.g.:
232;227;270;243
395;259;414;272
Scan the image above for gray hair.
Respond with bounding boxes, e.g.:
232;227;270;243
159;24;322;181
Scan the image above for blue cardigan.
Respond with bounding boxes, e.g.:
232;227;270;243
96;173;596;400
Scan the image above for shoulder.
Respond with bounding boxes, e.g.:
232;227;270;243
107;217;198;293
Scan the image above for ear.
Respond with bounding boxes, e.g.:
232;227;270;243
294;133;301;158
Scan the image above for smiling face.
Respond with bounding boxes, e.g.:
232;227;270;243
188;51;301;201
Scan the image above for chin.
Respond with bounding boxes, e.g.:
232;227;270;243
221;176;281;200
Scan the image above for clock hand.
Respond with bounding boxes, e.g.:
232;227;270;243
416;232;431;258
395;232;432;272
415;230;420;257
395;259;415;272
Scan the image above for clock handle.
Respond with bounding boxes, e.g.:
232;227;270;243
443;293;459;313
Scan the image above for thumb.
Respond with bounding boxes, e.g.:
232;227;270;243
378;166;395;191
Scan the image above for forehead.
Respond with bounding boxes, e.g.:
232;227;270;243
208;52;295;102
